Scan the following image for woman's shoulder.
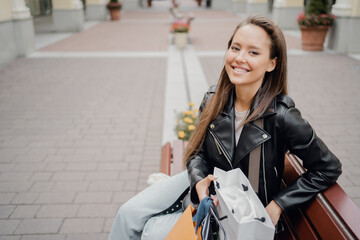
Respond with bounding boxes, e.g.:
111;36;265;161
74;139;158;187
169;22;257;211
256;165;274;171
275;94;295;109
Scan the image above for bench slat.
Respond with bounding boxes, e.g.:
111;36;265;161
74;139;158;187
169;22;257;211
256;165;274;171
161;142;171;175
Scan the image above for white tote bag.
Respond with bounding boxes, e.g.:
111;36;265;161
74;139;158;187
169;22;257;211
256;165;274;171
213;167;275;240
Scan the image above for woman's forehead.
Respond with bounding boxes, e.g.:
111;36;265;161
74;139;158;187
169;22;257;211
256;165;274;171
232;24;271;49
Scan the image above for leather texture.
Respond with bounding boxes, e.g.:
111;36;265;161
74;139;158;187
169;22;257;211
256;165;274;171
186;86;342;213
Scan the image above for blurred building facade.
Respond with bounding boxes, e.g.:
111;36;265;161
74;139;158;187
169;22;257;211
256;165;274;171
1;0;359;66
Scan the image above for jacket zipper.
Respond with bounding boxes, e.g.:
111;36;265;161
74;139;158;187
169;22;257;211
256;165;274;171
262;145;269;205
209;130;233;169
274;167;278;179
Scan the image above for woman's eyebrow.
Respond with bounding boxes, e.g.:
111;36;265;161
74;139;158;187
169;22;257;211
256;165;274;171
232;41;263;51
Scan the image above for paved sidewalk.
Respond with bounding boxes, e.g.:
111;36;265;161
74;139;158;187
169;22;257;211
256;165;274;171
0;1;360;239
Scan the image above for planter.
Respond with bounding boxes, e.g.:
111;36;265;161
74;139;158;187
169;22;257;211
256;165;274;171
107;2;121;21
174;33;188;49
147;0;152;7
109;9;120;20
299;25;329;51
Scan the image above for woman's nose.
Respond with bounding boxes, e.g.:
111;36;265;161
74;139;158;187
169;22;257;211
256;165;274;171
235;52;247;63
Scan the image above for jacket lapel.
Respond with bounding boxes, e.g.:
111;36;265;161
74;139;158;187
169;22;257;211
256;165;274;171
232;121;271;168
208;87;278;167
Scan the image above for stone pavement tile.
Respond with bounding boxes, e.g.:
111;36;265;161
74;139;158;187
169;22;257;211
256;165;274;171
62;154;97;163
65;163;97;171
88;181;125;192
36;204;79;218
20;234;66;240
0;182;32;192
85;172;119;181
40;20;170;52
112;191;136;203
97;162;128;171
52;172;86;181
13;154;46;163
60;218;104;234
0;193;15;204
35;192;75;204
339;186;360;199
74;192;113;204
77;204;120;218
30;182;55;192
123;180;138;191
30;172;53;181
0;219;20;235
0;205;16;218
11;193;39;204
9;205;40;219
44;155;65;163
65;233;108;240
45;163;66;171
15;218;62;234
350;175;360;186
13;163;46;172
75;148;104;155
0;163;14;172
52;181;89;192
118;171;140;180
0;236;20;240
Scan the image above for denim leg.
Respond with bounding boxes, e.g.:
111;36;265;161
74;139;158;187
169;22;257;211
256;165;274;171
108;170;189;240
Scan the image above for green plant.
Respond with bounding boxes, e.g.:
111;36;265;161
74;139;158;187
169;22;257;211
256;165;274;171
306;0;329;15
297;0;335;27
107;0;122;10
174;102;198;141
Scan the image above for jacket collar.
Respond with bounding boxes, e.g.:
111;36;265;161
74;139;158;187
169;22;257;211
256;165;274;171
210;87;276;167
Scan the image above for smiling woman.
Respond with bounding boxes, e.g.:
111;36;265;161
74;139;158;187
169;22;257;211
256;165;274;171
108;15;341;240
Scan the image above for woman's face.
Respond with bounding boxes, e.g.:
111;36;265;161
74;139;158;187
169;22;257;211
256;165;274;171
225;24;276;92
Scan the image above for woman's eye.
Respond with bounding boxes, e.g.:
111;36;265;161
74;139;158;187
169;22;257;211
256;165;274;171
250;51;259;55
231;46;240;51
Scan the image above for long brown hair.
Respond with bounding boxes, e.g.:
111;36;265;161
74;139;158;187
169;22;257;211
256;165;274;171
184;15;288;165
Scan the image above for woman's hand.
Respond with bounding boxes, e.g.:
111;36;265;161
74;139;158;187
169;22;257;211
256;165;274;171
265;200;283;226
195;174;218;203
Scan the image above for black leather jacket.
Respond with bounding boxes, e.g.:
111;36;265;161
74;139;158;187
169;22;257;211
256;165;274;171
186;86;342;213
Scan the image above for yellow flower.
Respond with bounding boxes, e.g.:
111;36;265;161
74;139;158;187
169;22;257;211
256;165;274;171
189;102;195;107
194;108;199;113
178;131;185;139
184;117;193;124
188;125;195;131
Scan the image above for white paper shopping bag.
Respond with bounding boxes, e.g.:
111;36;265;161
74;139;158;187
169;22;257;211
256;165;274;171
213;167;275;240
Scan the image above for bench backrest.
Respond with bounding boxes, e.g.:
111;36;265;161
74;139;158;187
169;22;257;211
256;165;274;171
280;153;360;240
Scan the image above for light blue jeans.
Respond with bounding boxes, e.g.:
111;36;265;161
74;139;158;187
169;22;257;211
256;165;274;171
108;170;189;240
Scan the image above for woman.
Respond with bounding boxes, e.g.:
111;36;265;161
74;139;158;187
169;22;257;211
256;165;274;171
108;15;342;239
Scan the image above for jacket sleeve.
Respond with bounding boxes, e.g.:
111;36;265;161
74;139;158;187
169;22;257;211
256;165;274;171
186;140;211;204
185;86;217;204
273;107;342;212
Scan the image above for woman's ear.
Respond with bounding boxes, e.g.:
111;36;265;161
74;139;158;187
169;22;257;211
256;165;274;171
266;57;277;72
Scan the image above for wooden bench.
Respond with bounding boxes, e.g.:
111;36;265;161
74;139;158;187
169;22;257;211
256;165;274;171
161;140;360;240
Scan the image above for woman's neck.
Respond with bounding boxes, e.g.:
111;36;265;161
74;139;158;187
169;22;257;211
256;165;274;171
234;85;260;112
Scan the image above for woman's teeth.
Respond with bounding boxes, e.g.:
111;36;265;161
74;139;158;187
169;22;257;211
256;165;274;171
234;67;248;73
